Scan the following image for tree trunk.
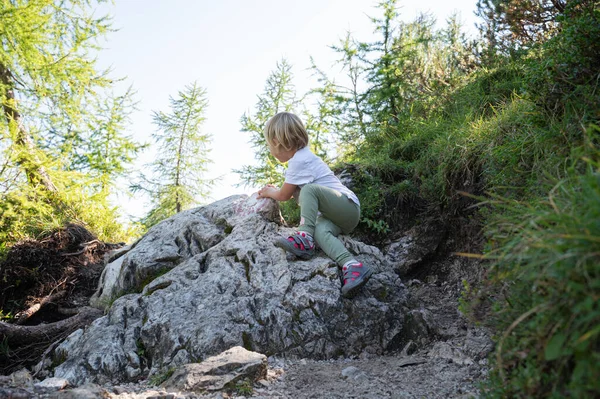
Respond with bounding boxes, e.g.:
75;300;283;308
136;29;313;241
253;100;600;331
0;63;58;193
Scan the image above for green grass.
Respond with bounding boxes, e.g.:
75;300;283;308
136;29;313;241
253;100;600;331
149;367;175;386
347;8;600;397
478;134;600;398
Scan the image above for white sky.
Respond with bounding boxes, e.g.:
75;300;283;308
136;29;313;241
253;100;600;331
96;0;480;220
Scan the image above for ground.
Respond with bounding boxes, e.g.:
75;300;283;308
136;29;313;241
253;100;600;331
0;220;492;398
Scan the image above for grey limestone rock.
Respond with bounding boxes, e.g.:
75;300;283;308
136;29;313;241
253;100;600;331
34;377;70;391
385;223;446;276
162;346;267;392
50;194;407;385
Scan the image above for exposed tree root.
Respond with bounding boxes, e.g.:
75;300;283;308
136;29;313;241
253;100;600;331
0;306;102;346
0;224;121;374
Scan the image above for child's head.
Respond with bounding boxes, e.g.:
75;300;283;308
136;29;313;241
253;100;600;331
264;112;308;153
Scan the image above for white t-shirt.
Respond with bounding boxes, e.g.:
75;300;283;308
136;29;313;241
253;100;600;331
285;147;360;206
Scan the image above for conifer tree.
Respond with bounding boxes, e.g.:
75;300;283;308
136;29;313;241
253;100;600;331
311;39;369;147
135;82;212;228
0;0;143;243
235;59;298;187
475;0;566;56
315;0;474;148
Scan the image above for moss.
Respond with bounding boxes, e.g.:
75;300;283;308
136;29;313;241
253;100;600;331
241;331;254;351
148;367;175;386
143;280;173;297
138;267;172;293
50;350;68;372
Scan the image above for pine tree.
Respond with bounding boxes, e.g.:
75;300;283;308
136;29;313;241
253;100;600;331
135;82;212;228
235;59;298;187
0;0;144;243
315;0;475;148
475;0;566;57
311;37;369;147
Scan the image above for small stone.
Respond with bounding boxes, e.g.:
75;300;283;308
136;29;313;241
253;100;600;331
256;379;270;387
9;369;33;388
400;341;417;356
162;346;267;392
341;366;359;379
110;386;129;394
0;387;32;398
52;383;108;398
426;275;438;284
34;377;70;392
341;366;368;382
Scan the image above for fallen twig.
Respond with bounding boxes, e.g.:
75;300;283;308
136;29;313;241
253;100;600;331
15;291;66;325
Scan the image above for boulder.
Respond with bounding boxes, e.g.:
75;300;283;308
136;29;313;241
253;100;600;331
162;346;266;392
49;194;407;385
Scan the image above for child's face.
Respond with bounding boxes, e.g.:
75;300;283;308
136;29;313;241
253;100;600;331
268;140;295;163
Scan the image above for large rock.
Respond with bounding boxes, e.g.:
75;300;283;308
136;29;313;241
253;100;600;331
49;194;407;385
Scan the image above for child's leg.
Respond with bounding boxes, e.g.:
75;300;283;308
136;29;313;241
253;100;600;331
297;184;360;238
313;216;354;266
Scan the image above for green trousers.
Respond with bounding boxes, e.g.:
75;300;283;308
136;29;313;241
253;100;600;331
297;184;360;266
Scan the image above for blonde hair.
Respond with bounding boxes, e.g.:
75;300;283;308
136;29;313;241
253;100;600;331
264;112;308;152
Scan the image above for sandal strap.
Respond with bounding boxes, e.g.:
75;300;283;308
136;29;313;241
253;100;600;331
342;262;365;283
289;233;313;250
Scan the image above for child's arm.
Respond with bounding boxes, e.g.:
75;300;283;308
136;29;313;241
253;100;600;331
257;183;297;202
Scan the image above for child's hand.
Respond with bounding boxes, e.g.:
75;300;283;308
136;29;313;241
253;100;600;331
257;185;277;199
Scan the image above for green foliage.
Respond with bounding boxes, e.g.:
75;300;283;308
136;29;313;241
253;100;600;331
134;336;150;371
292;3;600;397
149;367;175;386
475;0;565;58
0;0;143;247
524;1;600;116
0;170;134;247
0;309;14;322
362;218;390;235
479;130;600;398
231;378;254;396
50;350;68;372
70;87;147;190
134;82;213;229
236;59;333;224
279;200;301;226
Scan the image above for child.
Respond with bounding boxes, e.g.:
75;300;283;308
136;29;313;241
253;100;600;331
257;112;372;298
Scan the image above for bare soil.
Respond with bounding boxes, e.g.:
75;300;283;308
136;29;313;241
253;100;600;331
0;224;123;374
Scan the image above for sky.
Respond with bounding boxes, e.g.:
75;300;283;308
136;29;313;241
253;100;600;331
96;0;480;220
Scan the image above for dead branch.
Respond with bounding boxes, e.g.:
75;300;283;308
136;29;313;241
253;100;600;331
61;239;102;256
32;335;70;377
15;291;66;325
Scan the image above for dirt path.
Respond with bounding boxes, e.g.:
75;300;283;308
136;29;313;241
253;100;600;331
103;275;491;399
